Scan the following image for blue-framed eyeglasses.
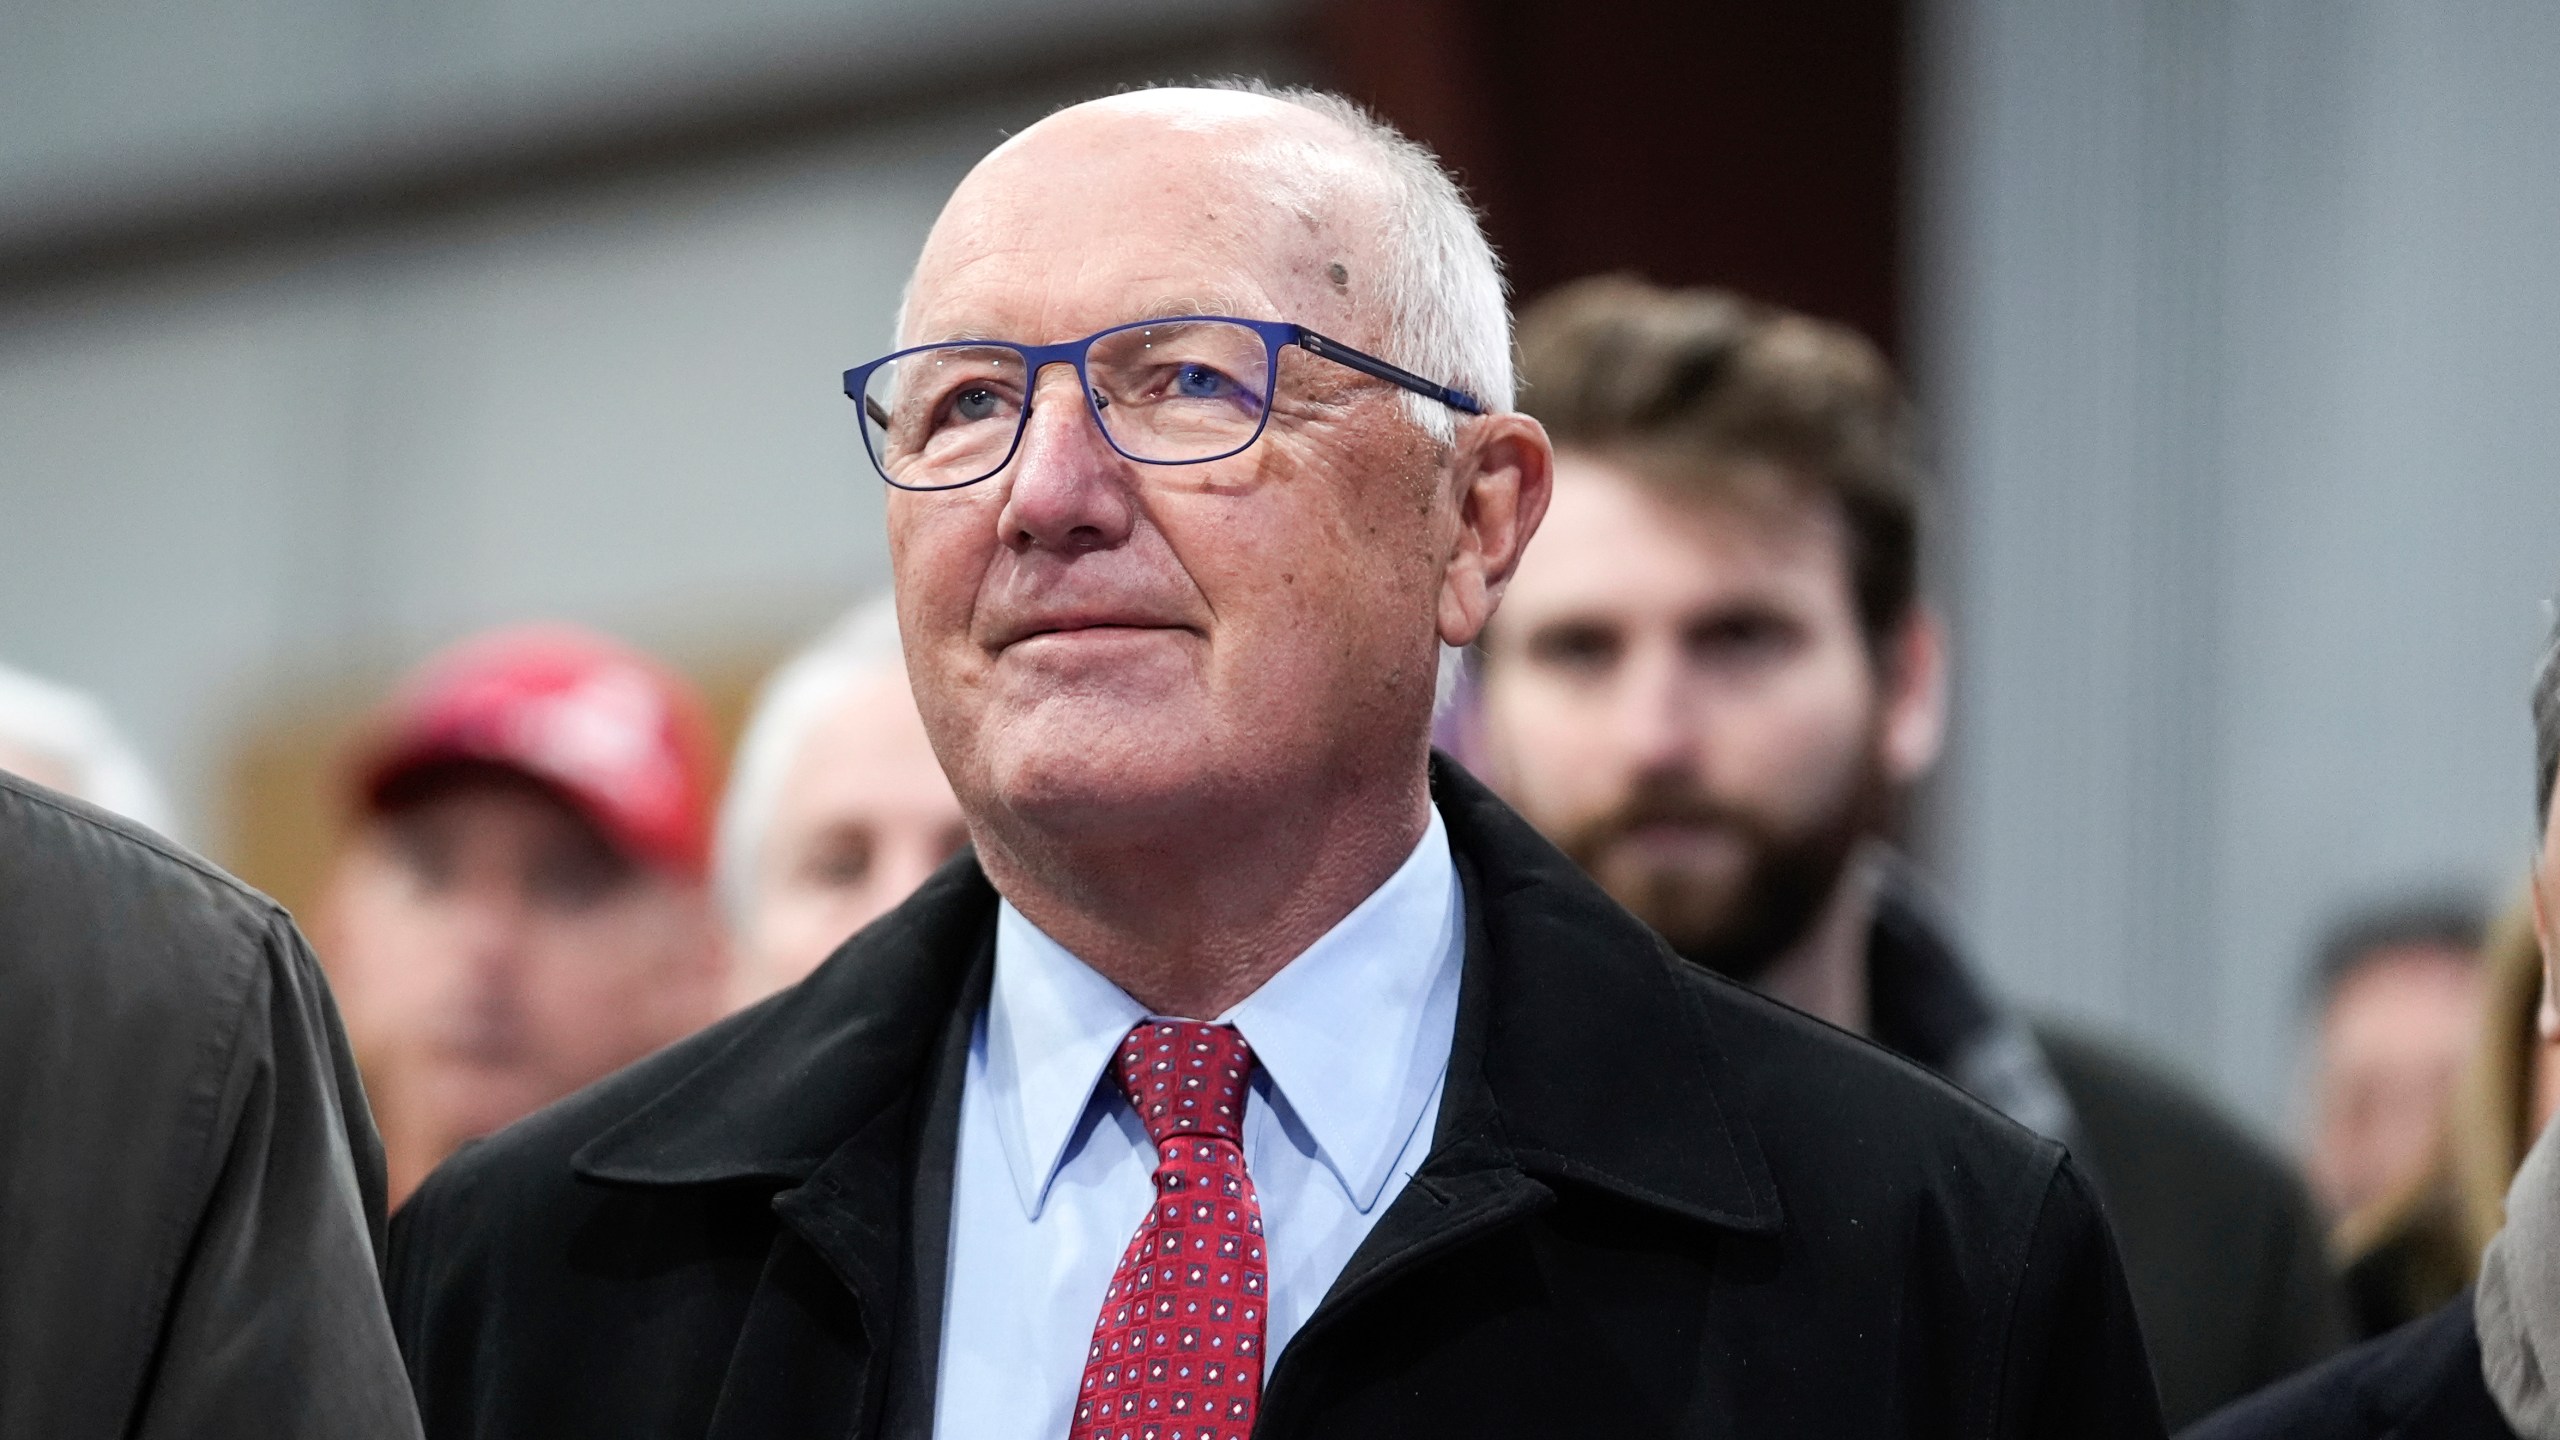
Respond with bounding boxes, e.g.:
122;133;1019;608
841;315;1483;492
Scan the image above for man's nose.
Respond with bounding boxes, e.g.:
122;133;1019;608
994;362;1136;556
444;889;532;1003
1610;641;1699;772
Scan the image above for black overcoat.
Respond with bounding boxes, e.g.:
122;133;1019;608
388;760;2164;1438
2181;1295;2514;1439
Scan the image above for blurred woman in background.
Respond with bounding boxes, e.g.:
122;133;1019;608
2339;896;2554;1338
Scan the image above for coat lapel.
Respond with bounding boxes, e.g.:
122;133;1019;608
572;856;999;1440
691;1097;926;1440
1423;757;1780;1232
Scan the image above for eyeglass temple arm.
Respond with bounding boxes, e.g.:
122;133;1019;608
1291;327;1485;416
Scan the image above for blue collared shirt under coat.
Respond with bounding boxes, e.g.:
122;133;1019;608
930;804;1464;1440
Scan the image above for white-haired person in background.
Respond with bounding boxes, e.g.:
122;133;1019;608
0;658;175;834
718;595;968;1006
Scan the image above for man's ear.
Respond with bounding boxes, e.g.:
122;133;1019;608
1437;414;1554;648
1881;605;1949;786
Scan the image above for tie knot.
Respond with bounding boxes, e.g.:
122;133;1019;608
1112;1020;1254;1146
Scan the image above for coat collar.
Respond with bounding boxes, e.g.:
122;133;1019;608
574;755;1779;1237
573;855;998;1186
1423;755;1780;1234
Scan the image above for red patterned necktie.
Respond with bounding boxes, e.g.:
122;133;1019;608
1068;1020;1268;1440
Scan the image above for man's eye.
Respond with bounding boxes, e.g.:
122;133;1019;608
1527;624;1620;673
528;841;628;911
798;828;875;889
950;386;1003;422
388;824;457;893
1689;612;1798;663
1172;363;1237;399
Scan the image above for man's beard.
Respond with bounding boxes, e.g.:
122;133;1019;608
1555;758;1891;984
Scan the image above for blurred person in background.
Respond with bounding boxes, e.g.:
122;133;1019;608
2334;897;2547;1339
1472;275;2342;1428
717;595;967;1007
2304;895;2489;1224
1;768;421;1437
2187;601;2560;1440
0;657;176;834
313;624;729;1204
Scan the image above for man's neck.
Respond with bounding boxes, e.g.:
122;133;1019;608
974;764;1434;1019
1754;845;1883;1036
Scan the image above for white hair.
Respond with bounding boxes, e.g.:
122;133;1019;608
1263;83;1510;704
0;659;176;836
1208;81;1516;442
898;82;1514;446
713;596;910;929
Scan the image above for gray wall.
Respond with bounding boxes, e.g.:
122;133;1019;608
1920;0;2560;1132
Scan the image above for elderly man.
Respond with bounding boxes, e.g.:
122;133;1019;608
1471;276;2344;1427
388;85;2162;1439
2188;615;2560;1440
718;596;968;1006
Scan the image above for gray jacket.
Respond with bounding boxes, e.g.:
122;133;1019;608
0;771;421;1439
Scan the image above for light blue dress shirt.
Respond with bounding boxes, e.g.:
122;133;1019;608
930;805;1463;1440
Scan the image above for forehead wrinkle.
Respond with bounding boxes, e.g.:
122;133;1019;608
908;299;1269;349
1130;292;1265;321
907;221;1279;344
907;111;1388;350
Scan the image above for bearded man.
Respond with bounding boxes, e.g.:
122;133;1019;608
387;87;2163;1439
1473;275;2344;1428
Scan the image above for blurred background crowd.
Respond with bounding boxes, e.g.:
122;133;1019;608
5;0;2560;1427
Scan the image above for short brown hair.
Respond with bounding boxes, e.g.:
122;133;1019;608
1516;276;1919;648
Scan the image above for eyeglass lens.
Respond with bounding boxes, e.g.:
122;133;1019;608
860;320;1272;489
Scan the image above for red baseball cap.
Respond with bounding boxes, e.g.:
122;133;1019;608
353;624;720;880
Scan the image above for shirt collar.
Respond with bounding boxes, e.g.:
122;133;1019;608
985;804;1462;1220
984;902;1147;1221
1225;805;1460;1210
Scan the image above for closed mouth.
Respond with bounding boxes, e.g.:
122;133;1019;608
1001;618;1189;647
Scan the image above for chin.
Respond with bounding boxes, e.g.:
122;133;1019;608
977;702;1231;837
425;1065;555;1141
1597;857;1746;937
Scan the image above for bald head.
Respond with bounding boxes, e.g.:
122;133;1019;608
911;91;1387;357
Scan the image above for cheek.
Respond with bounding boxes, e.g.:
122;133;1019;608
1479;673;1614;808
757;887;841;964
1731;670;1880;815
892;503;1003;751
535;902;687;1000
889;491;1005;633
350;896;471;1004
1195;452;1439;675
